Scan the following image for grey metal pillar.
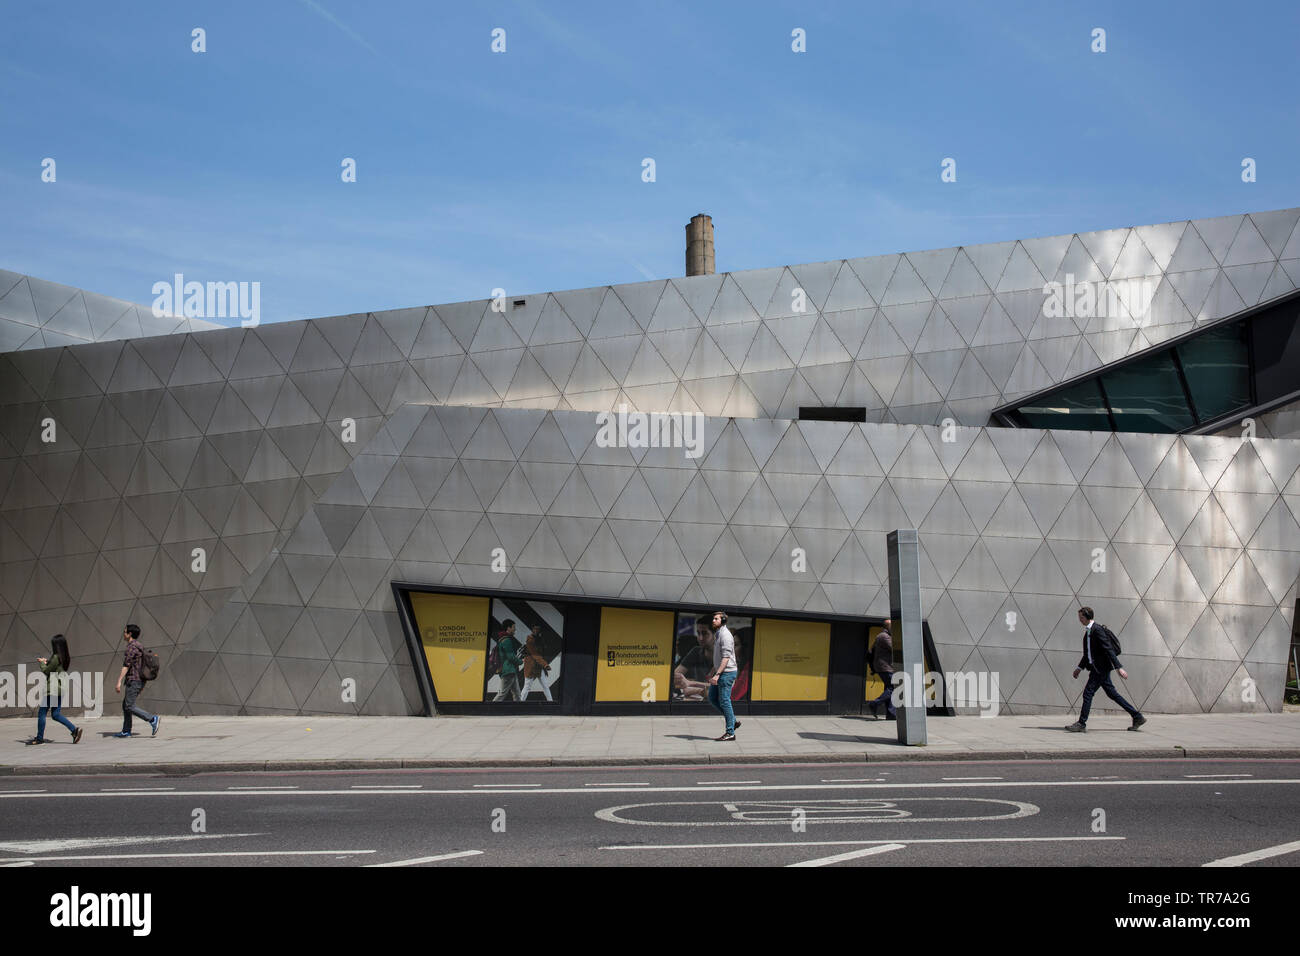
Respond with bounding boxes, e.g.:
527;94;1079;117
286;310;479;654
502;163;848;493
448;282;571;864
887;529;926;745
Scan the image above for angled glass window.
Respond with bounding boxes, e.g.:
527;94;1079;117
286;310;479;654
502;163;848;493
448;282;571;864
1100;353;1195;432
1176;321;1250;423
1015;378;1110;431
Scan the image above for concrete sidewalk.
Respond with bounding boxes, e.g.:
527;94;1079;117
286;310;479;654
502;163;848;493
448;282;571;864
2;712;1298;775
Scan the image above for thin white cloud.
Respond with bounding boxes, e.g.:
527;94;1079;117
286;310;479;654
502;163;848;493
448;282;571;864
297;0;380;57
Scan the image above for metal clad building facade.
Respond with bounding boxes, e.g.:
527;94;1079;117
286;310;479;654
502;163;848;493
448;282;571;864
1;207;1298;716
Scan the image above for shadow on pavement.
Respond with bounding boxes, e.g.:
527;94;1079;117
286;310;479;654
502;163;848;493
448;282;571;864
798;731;895;744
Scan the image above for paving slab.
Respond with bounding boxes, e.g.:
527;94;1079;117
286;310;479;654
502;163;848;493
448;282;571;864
2;713;1298;775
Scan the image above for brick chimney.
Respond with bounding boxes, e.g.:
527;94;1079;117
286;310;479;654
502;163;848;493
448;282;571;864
686;214;715;276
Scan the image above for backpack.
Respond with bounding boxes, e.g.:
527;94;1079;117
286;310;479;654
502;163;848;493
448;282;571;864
488;643;501;674
1096;624;1122;657
140;647;161;681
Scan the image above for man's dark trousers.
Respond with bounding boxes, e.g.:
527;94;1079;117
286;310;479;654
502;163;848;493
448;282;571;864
1078;668;1140;725
873;671;897;717
122;680;155;734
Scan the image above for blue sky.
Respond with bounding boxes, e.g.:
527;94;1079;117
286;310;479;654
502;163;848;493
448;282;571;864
2;0;1297;323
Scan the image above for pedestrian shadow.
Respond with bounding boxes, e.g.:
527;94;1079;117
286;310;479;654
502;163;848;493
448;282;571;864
1035;725;1129;732
664;734;717;741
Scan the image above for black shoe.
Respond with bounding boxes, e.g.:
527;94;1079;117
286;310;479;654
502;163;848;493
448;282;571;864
24;738;45;745
867;701;881;718
1065;722;1086;733
733;721;742;732
714;733;735;741
72;727;83;744
1129;714;1147;731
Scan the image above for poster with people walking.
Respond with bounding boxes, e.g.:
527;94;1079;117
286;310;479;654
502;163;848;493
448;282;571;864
486;598;564;702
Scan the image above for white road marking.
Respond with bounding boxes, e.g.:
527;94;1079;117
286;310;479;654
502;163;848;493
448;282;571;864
0;790;45;795
229;786;298;790
101;787;174;792
821;778;883;783
1;779;1296;799
789;843;906;867
1203;839;1300;867
942;776;1002;781
472;783;541;788
351;785;422;789
366;850;483;867
604;836;1125;851
596;797;1039;826
1184;774;1252;778
0;850;376;863
697;780;760;785
0;833;265;854
0;861;34;867
585;782;649;787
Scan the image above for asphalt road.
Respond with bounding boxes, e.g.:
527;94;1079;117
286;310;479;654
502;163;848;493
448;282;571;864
1;759;1297;868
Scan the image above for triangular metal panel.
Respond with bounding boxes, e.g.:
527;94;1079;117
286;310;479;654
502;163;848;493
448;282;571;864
552;286;608;338
729;268;784;318
995;243;1045;293
821;264;874;313
1109;231;1160;279
905;248;958;298
1020;233;1074;283
1222;216;1275;266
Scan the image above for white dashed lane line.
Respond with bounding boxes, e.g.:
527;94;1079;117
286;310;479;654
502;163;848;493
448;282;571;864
100;787;174;792
228;786;298;790
585;782;649;787
472;783;541;788
942;777;1002;781
696;780;761;786
1184;774;1252;778
351;785;422;790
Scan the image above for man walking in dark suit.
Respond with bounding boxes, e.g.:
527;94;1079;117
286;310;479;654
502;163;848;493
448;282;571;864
867;618;896;720
1066;607;1146;732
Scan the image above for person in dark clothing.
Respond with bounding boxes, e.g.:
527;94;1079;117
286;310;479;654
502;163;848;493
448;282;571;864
26;634;83;745
115;624;159;738
867;618;896;719
1066;607;1146;732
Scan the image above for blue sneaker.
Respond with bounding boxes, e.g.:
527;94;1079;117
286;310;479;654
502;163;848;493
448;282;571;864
150;715;160;737
113;731;132;738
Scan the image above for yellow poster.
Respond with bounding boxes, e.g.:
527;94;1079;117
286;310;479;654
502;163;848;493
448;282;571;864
752;618;830;701
409;592;489;701
595;606;673;702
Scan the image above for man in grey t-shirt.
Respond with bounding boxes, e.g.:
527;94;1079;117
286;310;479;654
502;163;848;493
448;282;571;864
707;610;742;740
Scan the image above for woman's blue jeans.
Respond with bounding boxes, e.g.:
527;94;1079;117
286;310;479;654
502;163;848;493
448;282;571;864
38;695;77;739
708;671;737;733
